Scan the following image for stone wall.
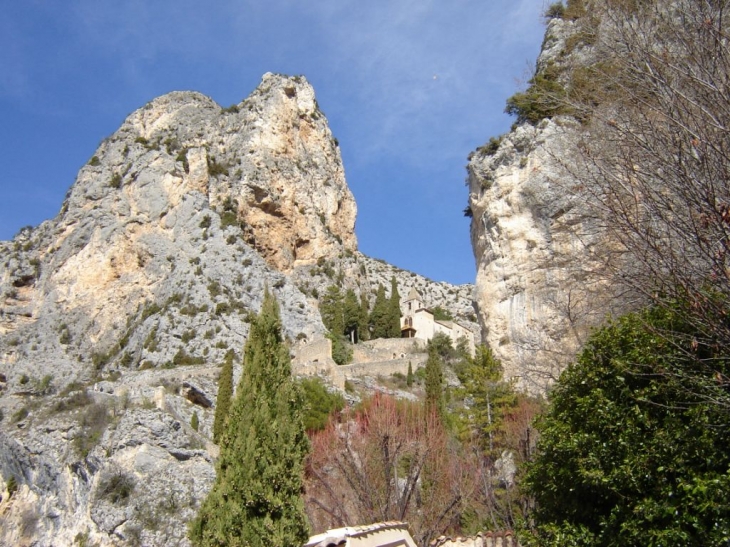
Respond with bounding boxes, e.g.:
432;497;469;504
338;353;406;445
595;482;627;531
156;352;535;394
292;337;341;387
292;338;333;366
430;531;519;547
351;338;426;364
338;357;426;380
292;337;428;390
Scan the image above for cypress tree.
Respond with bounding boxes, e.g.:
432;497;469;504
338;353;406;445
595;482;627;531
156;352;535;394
343;288;361;343
319;285;344;335
369;284;389;339
425;343;445;419
359;292;370;341
212;349;234;444
190;290;310;547
406;361;414;387
388;277;401;338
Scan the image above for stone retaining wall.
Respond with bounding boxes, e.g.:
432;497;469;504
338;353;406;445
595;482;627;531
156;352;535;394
430;531;519;547
352;338;426;364
292;337;428;390
338;356;426;379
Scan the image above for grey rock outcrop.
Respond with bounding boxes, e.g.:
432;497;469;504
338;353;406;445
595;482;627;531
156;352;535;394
467;18;619;392
0;73;475;545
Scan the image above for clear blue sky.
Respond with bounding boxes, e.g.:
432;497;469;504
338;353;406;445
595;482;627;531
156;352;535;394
0;1;546;285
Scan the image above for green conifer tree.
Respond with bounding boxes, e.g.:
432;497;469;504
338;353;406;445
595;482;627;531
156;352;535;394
343;288;362;343
425;343;445;419
212;349;234;444
406;361;414;387
456;346;516;456
190;290;310;547
369;284;390;339
327;331;353;366
319;285;344;335
359;292;370;341
387;277;401;338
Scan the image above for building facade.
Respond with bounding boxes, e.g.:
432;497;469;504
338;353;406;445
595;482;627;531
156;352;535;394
400;289;475;355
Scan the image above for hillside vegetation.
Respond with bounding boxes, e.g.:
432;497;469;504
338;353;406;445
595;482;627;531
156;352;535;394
504;0;730;544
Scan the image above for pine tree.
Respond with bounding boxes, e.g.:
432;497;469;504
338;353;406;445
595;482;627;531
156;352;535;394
190;290;310;547
424;343;445;419
387;277;401;338
212;349;234;444
456;345;515;456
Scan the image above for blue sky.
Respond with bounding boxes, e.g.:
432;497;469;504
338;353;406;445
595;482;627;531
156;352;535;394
0;1;546;285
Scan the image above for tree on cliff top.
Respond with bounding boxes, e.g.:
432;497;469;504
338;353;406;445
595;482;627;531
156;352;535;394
190;290;309;547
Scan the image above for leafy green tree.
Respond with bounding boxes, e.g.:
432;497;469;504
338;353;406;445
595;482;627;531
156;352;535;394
524;302;730;546
505;62;568;125
369;284;390;339
431;306;453;321
430;332;457;364
387;277;401;338
190;290;310;547
212;349;235;443
406;361;414;387
424;342;445;419
327;332;353;366
456;346;516;456
298;377;345;431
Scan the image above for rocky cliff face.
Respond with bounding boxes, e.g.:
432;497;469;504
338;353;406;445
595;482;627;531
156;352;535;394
467;17;620;392
0;73;474;546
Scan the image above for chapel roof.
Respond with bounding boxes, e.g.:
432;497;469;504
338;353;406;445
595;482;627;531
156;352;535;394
406;288;422;301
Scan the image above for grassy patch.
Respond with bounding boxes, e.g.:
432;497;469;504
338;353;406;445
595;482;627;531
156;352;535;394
73;402;110;457
97;470;135;505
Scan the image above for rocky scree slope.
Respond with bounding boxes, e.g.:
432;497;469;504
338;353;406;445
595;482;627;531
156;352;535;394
0;73;474;546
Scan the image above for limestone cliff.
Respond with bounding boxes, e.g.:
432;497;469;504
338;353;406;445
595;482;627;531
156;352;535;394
0;73;474;546
467;16;622;392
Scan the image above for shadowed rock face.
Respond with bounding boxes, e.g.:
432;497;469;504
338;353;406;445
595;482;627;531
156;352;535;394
0;73;475;546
